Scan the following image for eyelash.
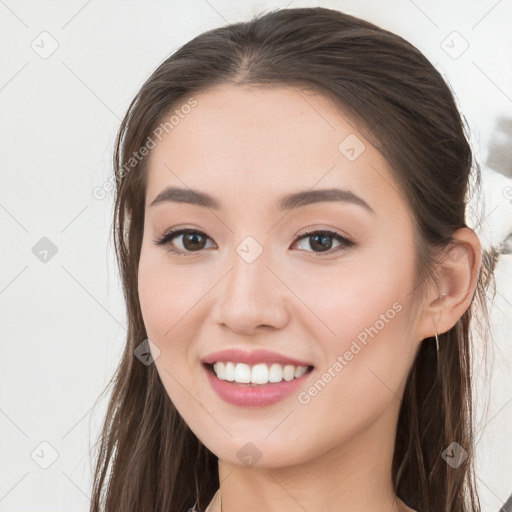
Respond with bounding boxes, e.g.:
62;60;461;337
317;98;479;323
153;227;355;258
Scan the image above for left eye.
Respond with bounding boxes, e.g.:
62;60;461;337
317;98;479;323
292;229;354;255
153;228;354;257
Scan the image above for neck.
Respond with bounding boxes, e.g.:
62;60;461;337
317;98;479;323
212;403;415;512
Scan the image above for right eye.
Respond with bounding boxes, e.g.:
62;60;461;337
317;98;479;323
153;228;216;255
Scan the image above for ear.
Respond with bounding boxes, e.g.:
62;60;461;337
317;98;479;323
415;227;482;340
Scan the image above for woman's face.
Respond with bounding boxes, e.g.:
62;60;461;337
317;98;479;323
138;84;427;468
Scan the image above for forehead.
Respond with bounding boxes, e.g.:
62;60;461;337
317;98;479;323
144;84;404;217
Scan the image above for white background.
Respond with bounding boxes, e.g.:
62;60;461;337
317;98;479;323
1;1;511;511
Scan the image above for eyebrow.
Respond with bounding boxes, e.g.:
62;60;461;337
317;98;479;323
148;186;375;214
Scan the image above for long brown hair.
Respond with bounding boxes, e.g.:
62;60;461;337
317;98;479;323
89;7;498;512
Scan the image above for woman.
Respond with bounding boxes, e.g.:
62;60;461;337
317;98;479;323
90;7;497;512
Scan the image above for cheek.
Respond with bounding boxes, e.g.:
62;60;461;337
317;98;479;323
137;250;220;396
137;254;201;400
291;250;418;424
138;256;169;338
138;251;206;339
289;243;418;403
291;248;414;344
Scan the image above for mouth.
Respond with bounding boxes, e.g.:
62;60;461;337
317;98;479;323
202;361;315;387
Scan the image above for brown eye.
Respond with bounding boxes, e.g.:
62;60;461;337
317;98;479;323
293;229;354;256
307;233;335;252
181;232;207;251
153;229;215;255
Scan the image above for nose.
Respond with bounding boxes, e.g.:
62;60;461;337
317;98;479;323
210;246;291;336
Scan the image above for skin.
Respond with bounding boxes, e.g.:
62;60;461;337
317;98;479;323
137;84;482;512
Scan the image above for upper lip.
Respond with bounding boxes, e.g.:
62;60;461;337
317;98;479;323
201;348;314;368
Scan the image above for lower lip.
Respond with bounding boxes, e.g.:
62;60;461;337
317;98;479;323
202;364;314;407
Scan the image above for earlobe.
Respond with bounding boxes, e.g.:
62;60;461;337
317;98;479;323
417;227;482;339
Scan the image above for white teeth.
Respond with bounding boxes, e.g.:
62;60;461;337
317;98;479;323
234;363;251;383
224;362;235;381
251;363;269;384
269;363;284;383
211;361;310;384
